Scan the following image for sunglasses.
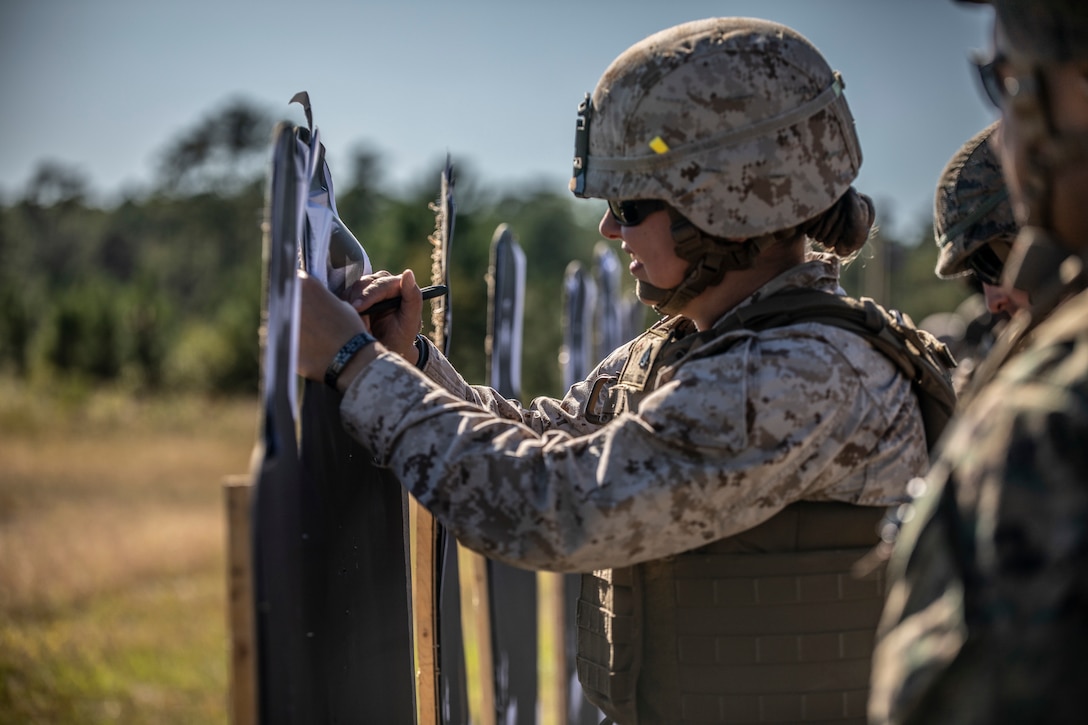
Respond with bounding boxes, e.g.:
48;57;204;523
973;54;1007;108
966;243;1008;286
972;52;1034;109
607;199;667;226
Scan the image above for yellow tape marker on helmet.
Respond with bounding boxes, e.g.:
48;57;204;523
649;136;669;154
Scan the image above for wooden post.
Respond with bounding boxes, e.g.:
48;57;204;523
537;571;568;725
223;474;257;725
410;498;441;725
457;545;496;725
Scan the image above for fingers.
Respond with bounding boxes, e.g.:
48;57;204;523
394;269;425;342
311;268;425;365
347;271;402;314
401;268;422;309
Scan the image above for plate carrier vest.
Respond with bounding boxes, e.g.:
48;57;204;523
576;289;956;724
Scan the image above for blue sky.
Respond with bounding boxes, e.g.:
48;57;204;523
1;0;997;237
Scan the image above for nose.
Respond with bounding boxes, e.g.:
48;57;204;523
599;209;622;240
982;283;1014;315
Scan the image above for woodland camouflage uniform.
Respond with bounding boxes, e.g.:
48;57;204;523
869;1;1088;722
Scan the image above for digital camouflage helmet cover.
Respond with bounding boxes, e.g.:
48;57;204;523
934;121;1017;278
570;17;863;241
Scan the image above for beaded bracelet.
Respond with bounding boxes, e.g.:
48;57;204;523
324;331;377;389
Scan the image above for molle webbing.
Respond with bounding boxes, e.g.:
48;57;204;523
577;502;886;724
577;566;642;724
584;317;699;425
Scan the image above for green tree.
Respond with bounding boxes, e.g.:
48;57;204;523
0;94;979;399
37;276;123;381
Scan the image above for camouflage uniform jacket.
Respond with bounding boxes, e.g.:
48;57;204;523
339;254;929;572
869;286;1088;724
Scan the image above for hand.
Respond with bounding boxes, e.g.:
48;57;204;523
346;269;423;362
296;271;370;382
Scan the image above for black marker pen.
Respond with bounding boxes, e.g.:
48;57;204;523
360;284;448;316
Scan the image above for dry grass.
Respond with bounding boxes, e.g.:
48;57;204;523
0;377;257;723
0;377;580;723
0;502;227;613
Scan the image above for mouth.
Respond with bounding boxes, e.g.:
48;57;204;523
621;244;643;276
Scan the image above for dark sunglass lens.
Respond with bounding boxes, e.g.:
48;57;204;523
607;199;629;224
608;199;664;226
975;57;1006;109
968;244;1005;286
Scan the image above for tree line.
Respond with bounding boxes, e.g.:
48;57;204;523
0;98;973;401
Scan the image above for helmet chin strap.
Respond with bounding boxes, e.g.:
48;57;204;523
639;212;773;316
638;267;719;317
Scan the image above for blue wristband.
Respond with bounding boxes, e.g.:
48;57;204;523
324;331;377;389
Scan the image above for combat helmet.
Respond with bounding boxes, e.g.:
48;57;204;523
569;17;863;314
934;121;1017;279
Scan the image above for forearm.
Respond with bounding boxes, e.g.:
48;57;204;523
337;351;833;572
414;334;603;437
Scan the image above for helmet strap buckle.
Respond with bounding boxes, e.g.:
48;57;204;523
571;93;593;196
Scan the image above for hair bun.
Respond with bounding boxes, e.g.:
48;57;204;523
803;186;875;257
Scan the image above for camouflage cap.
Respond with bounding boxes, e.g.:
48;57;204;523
934;121;1017;278
570;17;863;239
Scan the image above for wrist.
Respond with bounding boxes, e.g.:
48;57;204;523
334;345;379;393
324;331;378;391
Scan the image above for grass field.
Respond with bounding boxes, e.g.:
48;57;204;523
0;377;585;724
0;378;257;723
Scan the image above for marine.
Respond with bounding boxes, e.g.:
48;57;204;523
869;1;1088;722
